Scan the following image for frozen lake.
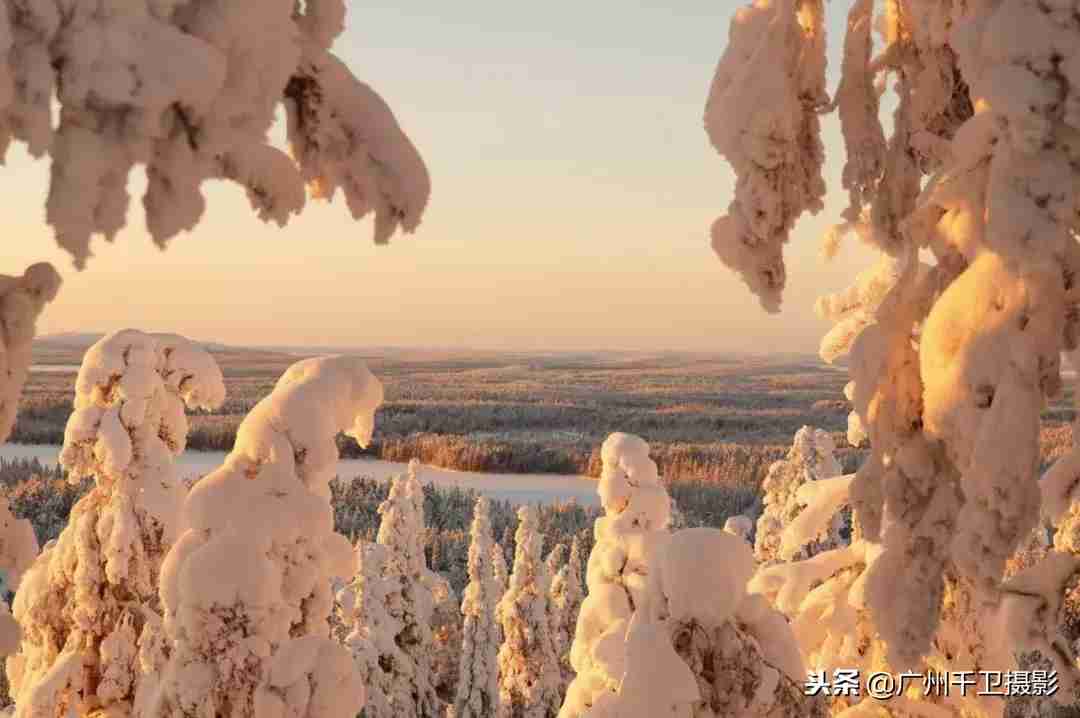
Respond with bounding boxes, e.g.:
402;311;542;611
0;443;599;507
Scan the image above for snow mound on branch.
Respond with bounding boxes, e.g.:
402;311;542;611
0;263;61;443
142;355;380;718
0;1;430;267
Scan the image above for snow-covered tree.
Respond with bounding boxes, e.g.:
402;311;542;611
368;461;443;718
5;330;224;717
430;567;461;703
337;542;401;718
491;541;509;650
0;263;61;444
452;496;500;718
593;528;824;718
559;433;671;718
0;0;430;268
0;267;54;661
707;2;1080;708
493;543;510;598
544;544;567;585
548;537;584;692
137;355;381;718
559;433;821;718
754;426;847;566
496;505;561;718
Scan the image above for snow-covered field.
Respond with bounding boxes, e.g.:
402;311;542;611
0;443;599;506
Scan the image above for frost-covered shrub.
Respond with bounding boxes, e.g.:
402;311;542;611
754;425;846;566
496;505;562;718
0;264;61;443
6;330;225;718
452;496;501;718
138;356;379;718
0;0;429;267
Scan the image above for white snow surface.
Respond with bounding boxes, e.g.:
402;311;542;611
0;444;598;507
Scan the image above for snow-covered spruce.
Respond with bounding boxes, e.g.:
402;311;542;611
451;496;501;718
560;434;821;717
491;541;510;652
0;263;61;443
337;542;402;718
0;0;429;267
559;433;671;718
548;537;584;693
430;569;461;704
704;0;827;312
0;262;56;663
594;529;823;718
137;356;381;718
350;460;443;718
6;330;224;718
496;505;562;718
754;426;847;566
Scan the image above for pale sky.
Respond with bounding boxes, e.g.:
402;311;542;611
5;1;879;354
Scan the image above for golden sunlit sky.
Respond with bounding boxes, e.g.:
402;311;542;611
6;2;879;354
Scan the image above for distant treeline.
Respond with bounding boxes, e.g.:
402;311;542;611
0;457;757;597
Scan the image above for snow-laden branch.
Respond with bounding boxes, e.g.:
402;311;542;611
705;0;828;312
0;0;430;268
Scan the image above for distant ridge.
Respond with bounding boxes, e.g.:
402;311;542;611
37;332;236;354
